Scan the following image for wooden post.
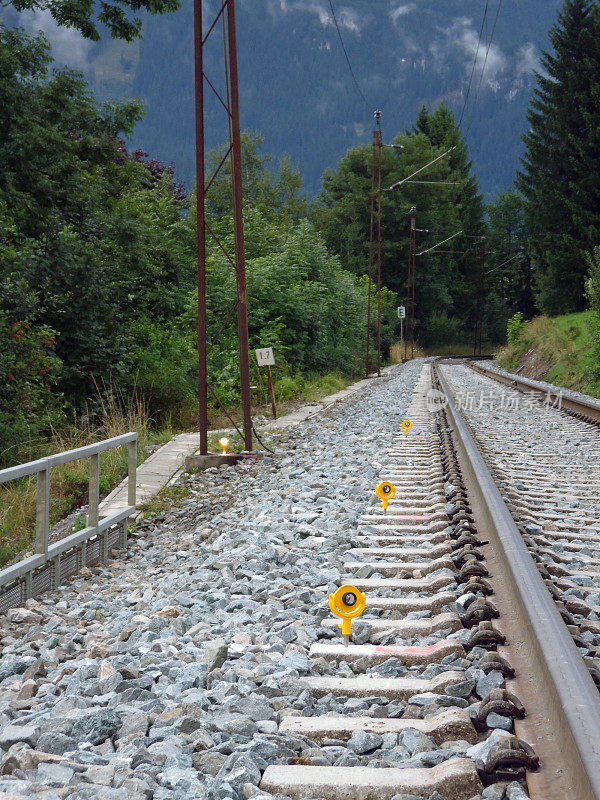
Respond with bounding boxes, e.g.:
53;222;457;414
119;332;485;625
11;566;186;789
266;365;277;419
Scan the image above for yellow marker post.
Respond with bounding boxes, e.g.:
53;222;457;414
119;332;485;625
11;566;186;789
329;584;366;647
401;419;413;436
375;481;396;512
219;437;230;455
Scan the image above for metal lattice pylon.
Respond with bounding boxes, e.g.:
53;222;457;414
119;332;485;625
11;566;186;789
406;208;417;361
366;110;383;378
194;0;253;454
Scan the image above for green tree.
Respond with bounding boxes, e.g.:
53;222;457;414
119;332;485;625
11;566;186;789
314;105;484;346
0;24;194;409
313;131;454;297
517;0;600;314
484;190;537;341
205;131;307;222
181;206;397;403
0;264;62;466
414;104;485;344
585;245;600;382
8;0;178;41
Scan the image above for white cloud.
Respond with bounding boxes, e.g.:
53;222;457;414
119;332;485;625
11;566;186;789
336;7;361;32
20;9;91;69
516;42;539;77
390;3;416;24
451;17;507;85
275;0;364;32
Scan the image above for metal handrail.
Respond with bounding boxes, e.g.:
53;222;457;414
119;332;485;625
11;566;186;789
0;433;137;593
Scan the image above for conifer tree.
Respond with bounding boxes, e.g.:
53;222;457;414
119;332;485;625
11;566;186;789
415;104;485;343
314;104;485;347
517;0;600;313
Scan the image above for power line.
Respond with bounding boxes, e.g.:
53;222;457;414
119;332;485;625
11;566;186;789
465;0;504;138
416;231;463;257
457;0;489;129
327;0;370;110
386;146;457;190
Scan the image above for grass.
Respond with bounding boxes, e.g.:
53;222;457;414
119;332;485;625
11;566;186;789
423;343;494;357
262;370;352;405
0;392;173;567
139;483;190;518
496;311;600;396
208;370;355;432
0;368;363;561
390;342;426;362
389;341;492;360
298;372;351;401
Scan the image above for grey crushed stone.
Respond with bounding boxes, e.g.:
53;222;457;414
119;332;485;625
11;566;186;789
0;360;517;800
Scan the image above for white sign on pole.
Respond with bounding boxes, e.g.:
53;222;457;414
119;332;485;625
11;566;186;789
397;306;406;319
255;347;275;367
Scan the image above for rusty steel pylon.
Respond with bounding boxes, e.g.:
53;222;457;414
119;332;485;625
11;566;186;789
366;110;383;378
474;236;485;356
194;0;253;454
406;208;417;361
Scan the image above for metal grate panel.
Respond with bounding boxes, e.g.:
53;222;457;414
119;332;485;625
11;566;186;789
0;520;129;612
0;582;24;613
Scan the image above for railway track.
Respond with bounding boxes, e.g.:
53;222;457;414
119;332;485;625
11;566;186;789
261;362;600;800
0;360;599;800
440;362;600;680
467;361;600;426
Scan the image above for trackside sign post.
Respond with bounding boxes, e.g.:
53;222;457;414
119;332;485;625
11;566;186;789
255;348;277;419
397;307;406;361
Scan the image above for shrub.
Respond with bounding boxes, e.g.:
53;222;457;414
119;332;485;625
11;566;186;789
422;311;462;347
585;246;600;379
507;312;526;344
0;278;63;467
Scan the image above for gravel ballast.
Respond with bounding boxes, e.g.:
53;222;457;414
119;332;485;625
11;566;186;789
0;362;478;800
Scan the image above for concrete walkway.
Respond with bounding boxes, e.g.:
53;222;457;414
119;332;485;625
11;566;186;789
99;432;201;519
99;364;399;520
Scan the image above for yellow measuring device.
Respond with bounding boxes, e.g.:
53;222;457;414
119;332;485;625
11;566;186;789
329;584;366;647
375;481;396;512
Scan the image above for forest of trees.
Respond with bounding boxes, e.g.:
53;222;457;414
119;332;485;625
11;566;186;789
2;0;600;465
0;22;398;465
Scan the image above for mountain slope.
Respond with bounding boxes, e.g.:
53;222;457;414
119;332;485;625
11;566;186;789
22;0;563;197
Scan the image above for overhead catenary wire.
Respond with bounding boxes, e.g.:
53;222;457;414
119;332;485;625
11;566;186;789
386;146;457;191
457;0;490;129
486;252;522;274
416;231;463;258
327;0;371;111
403;180;460;185
464;0;504;138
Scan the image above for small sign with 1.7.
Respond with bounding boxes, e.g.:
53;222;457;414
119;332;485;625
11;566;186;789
255;347;275;367
255;348;277;419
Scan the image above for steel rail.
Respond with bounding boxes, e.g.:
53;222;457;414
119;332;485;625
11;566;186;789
467;361;600;424
435;362;600;800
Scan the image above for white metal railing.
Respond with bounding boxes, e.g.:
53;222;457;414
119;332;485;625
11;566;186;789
0;432;137;603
